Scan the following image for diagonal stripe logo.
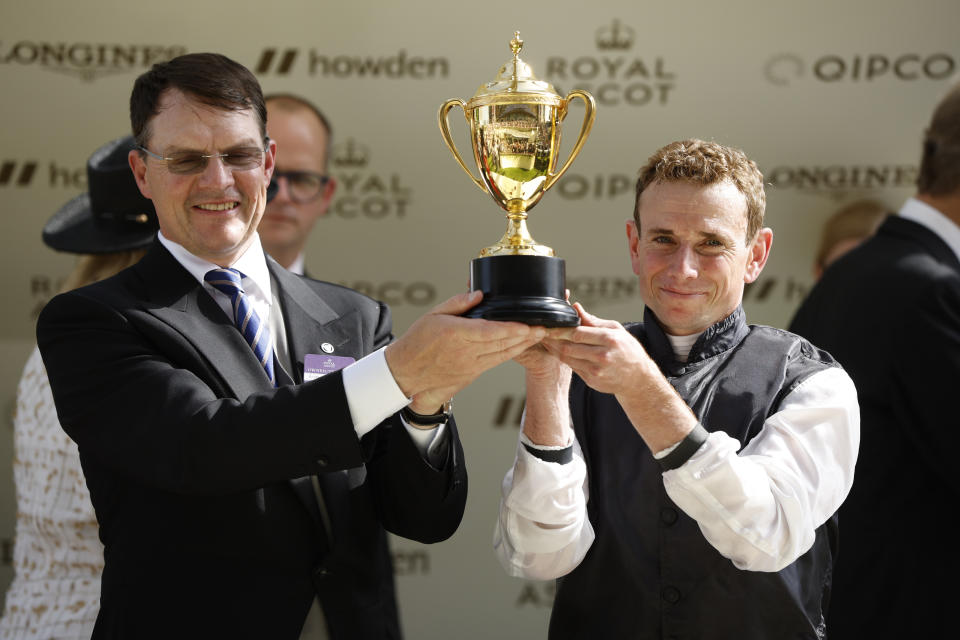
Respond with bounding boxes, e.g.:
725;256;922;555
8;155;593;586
744;279;777;302
255;48;298;75
0;161;37;187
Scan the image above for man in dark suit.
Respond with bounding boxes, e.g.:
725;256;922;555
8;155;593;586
36;52;544;639
789;81;960;638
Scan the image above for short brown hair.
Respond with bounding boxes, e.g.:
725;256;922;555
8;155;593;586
917;81;960;196
633;139;766;241
130;53;266;149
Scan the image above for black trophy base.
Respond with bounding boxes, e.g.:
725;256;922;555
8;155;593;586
464;255;580;327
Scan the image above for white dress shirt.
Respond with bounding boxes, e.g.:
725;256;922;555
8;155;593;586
494;345;859;580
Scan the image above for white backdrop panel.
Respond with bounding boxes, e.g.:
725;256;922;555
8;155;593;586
0;1;956;637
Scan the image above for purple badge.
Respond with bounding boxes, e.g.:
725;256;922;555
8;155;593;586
304;353;356;381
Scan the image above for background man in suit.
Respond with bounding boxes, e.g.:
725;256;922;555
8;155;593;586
36;52;544;639
789;81;960;638
494;139;859;638
258;94;336;275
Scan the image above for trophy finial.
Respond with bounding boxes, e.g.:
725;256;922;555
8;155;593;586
510;31;523;58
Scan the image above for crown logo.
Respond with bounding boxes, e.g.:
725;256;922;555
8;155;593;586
332;138;370;168
595;19;635;51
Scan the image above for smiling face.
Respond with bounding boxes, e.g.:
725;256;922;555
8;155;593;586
628;179;772;336
128;88;276;266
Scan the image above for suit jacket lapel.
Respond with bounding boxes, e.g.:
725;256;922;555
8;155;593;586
268;259;361;382
132;242;273;400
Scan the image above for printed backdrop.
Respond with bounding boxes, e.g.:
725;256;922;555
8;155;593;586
1;0;957;636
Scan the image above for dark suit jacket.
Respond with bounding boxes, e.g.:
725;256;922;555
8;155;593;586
789;215;960;639
36;241;467;639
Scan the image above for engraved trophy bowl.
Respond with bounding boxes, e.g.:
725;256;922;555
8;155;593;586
439;31;595;326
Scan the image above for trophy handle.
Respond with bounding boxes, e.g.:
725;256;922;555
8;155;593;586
544;90;597;191
438;98;486;192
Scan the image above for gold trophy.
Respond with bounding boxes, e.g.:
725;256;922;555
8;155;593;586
439;32;595;326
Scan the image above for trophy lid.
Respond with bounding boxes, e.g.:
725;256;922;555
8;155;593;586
466;32;564;109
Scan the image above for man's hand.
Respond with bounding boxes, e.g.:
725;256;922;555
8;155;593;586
385;291;547;414
514;338;569;381
544;303;698;453
543;303;656;397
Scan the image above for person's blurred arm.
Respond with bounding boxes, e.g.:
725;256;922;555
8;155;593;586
887;276;960;494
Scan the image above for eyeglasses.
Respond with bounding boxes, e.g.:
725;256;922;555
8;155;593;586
138;140;269;175
272;170;330;203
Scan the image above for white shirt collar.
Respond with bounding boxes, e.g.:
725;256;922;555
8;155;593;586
157;231;273;303
899;197;960;263
288;252;306;276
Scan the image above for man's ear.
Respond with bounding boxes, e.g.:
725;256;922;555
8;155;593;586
317;177;337;218
625;219;642;276
744;228;773;283
263;138;277;182
128;149;152;199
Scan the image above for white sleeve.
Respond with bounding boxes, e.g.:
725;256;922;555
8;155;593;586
493;433;594;581
662;366;859;572
342;346;409;436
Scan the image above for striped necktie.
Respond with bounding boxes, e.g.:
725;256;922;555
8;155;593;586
203;268;276;386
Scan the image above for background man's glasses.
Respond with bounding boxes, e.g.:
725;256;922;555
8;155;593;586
272;170;330;204
138;141;269;175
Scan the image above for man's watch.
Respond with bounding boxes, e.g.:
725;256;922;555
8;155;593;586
401;399;453;426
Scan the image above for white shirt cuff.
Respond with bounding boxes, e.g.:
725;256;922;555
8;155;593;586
404;421;448;467
653;441;680;459
519;431;573;451
342;346;409;438
341;347;446;461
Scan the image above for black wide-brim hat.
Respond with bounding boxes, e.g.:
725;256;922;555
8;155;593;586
42;135;159;254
